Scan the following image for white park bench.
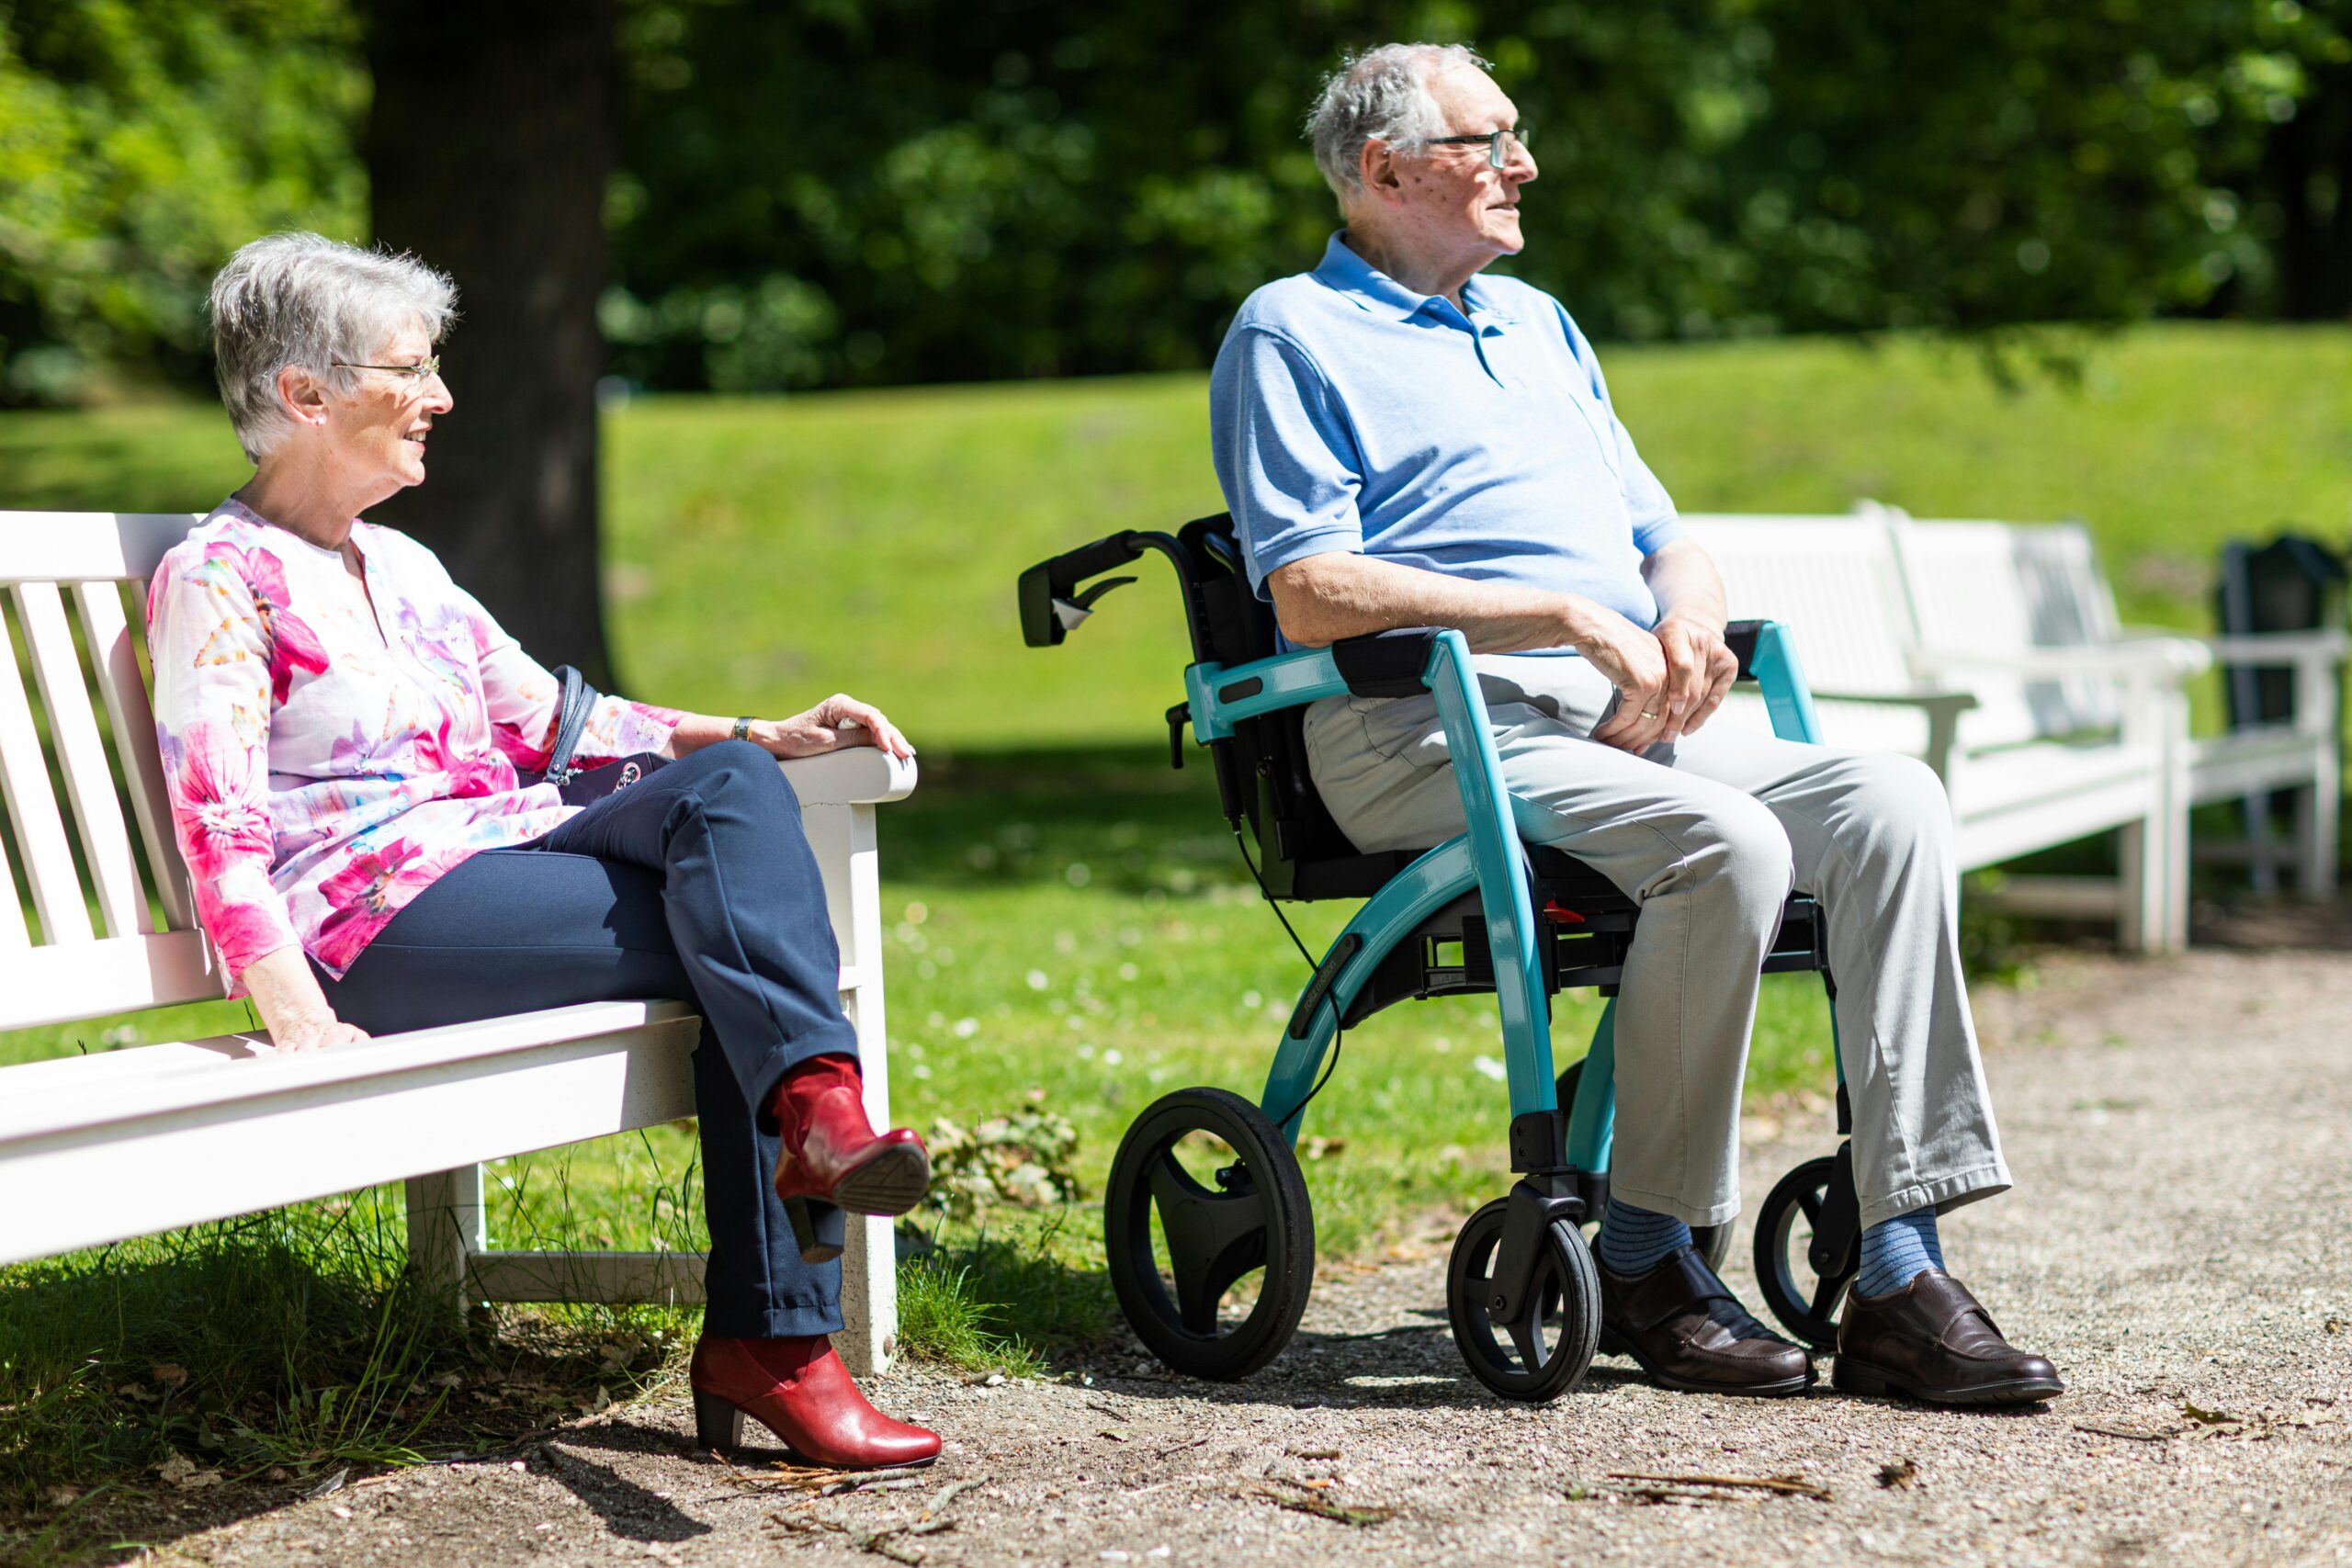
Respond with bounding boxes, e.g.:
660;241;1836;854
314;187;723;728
1881;507;2343;903
0;512;914;1376
1681;511;2205;953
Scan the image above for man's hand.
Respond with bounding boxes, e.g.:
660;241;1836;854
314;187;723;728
1651;614;1739;742
1575;607;1677;753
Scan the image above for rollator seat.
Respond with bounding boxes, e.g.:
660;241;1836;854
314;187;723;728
1165;513;1829;1022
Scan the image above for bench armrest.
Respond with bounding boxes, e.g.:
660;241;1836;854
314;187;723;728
776;748;918;806
1910;637;2211;682
2194;628;2351;666
1810;685;1982;716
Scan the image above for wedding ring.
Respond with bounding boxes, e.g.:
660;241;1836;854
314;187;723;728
1640;709;1661;719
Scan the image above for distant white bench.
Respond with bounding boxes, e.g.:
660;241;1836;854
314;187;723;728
0;512;914;1375
1684;505;2345;953
1682;511;2205;953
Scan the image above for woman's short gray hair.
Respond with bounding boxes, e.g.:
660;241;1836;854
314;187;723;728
209;231;457;462
1307;42;1491;200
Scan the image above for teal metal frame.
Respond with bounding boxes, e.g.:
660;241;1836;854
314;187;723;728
1184;623;1832;1175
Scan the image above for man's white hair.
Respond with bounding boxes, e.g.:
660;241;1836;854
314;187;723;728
208;231;457;462
1306;41;1491;201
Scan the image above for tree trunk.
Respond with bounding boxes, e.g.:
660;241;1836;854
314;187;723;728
363;0;618;685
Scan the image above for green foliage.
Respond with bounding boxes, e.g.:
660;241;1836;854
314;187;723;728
896;1215;1116;1373
605;0;2352;389
0;0;367;403
922;1107;1086;1222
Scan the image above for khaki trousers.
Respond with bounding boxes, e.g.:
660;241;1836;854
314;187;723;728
1302;653;2010;1231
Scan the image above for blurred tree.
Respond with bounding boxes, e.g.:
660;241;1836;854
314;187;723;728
365;0;620;682
0;0;363;405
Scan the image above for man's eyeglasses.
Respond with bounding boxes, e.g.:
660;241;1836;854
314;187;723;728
1427;127;1532;169
334;355;443;383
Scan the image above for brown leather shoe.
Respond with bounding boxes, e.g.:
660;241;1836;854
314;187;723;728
1834;1269;2064;1405
1599;1245;1815;1396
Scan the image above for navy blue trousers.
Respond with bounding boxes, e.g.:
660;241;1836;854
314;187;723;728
315;741;859;1337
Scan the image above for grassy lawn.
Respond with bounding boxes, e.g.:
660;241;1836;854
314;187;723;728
2;322;2345;1531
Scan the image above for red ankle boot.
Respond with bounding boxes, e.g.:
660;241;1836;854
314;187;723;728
772;1055;930;1263
690;1335;941;1468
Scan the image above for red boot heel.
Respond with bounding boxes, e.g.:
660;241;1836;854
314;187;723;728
785;1196;848;1266
694;1389;748;1450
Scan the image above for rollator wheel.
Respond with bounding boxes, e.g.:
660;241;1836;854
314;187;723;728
1555;1057;1734;1273
1444;1198;1601;1402
1752;1155;1856;1350
1103;1087;1314;1381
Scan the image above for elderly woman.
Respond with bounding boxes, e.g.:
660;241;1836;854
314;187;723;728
149;231;939;1468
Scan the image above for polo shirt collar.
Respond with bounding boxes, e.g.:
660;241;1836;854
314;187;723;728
1315;232;1515;330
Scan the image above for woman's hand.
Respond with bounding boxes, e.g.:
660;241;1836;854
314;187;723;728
238;945;370;1053
761;694;915;761
271;1016;373;1053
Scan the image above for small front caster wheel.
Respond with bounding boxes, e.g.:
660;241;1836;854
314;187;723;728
1752;1154;1859;1350
1557;1056;1732;1272
1104;1087;1315;1381
1445;1197;1602;1401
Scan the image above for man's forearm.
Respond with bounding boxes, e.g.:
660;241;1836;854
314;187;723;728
1267;553;1603;654
1642;539;1727;632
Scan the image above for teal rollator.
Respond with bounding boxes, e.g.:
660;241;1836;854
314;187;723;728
1021;516;1864;1401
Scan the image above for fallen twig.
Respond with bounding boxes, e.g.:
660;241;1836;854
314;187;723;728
1606;1471;1831;1502
1250;1483;1393;1527
2075;1422;2178;1443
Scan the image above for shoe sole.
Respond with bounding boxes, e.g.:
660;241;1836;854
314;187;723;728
831;1144;933;1217
1832;1355;2064;1406
1597;1325;1816;1398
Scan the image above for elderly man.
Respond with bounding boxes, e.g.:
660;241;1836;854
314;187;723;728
1210;43;2062;1405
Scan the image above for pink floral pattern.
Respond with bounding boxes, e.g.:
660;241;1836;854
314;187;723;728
148;500;682;993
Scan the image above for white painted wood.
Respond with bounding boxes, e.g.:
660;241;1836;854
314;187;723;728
830;801;899;1378
0;811;27;949
14;582;145;938
0;602;94;944
407;1165;489;1312
74;580;194;930
471;1249;706;1305
3;928;225;1031
0;512;206;584
0;1008;704;1264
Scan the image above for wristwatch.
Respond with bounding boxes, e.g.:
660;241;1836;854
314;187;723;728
730;716;754;743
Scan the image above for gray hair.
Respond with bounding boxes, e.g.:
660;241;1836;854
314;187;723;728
208;231;457;462
1307;42;1491;200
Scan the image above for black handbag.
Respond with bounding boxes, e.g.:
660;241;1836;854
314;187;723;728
541;664;668;806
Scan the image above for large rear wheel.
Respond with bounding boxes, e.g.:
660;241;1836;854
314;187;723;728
1103;1088;1315;1381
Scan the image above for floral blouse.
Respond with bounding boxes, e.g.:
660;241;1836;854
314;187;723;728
148;499;681;993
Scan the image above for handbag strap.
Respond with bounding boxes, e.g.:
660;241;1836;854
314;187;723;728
544;664;598;785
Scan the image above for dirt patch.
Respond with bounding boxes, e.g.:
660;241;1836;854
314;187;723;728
49;950;2352;1566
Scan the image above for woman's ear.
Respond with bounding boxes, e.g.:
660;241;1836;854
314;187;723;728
276;364;332;429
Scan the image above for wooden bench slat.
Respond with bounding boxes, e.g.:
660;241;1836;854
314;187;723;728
0;595;94;944
15;582;147;937
75;580;194;931
0;1013;705;1266
0;513;207;585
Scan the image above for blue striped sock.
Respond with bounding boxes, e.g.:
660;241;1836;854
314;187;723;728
1855;1208;1945;1298
1595;1197;1693;1277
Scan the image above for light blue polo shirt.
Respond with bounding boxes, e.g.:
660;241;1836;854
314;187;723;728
1209;233;1683;650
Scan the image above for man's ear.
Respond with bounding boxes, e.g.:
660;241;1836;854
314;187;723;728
276;364;332;429
1357;138;1407;206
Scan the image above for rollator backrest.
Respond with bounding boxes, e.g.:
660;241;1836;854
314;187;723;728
1175;514;1419;899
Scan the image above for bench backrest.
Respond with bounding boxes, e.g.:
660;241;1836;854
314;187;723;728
2;511;217;1031
1883;511;2126;747
1677;512;1935;757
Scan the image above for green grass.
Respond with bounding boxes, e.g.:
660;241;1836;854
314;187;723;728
3;322;2345;1540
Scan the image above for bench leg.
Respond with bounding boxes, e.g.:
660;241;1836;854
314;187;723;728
2298;768;2340;901
802;798;901;1379
406;1164;487;1315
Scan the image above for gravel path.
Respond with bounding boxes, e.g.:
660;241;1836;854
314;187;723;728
165;950;2352;1567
